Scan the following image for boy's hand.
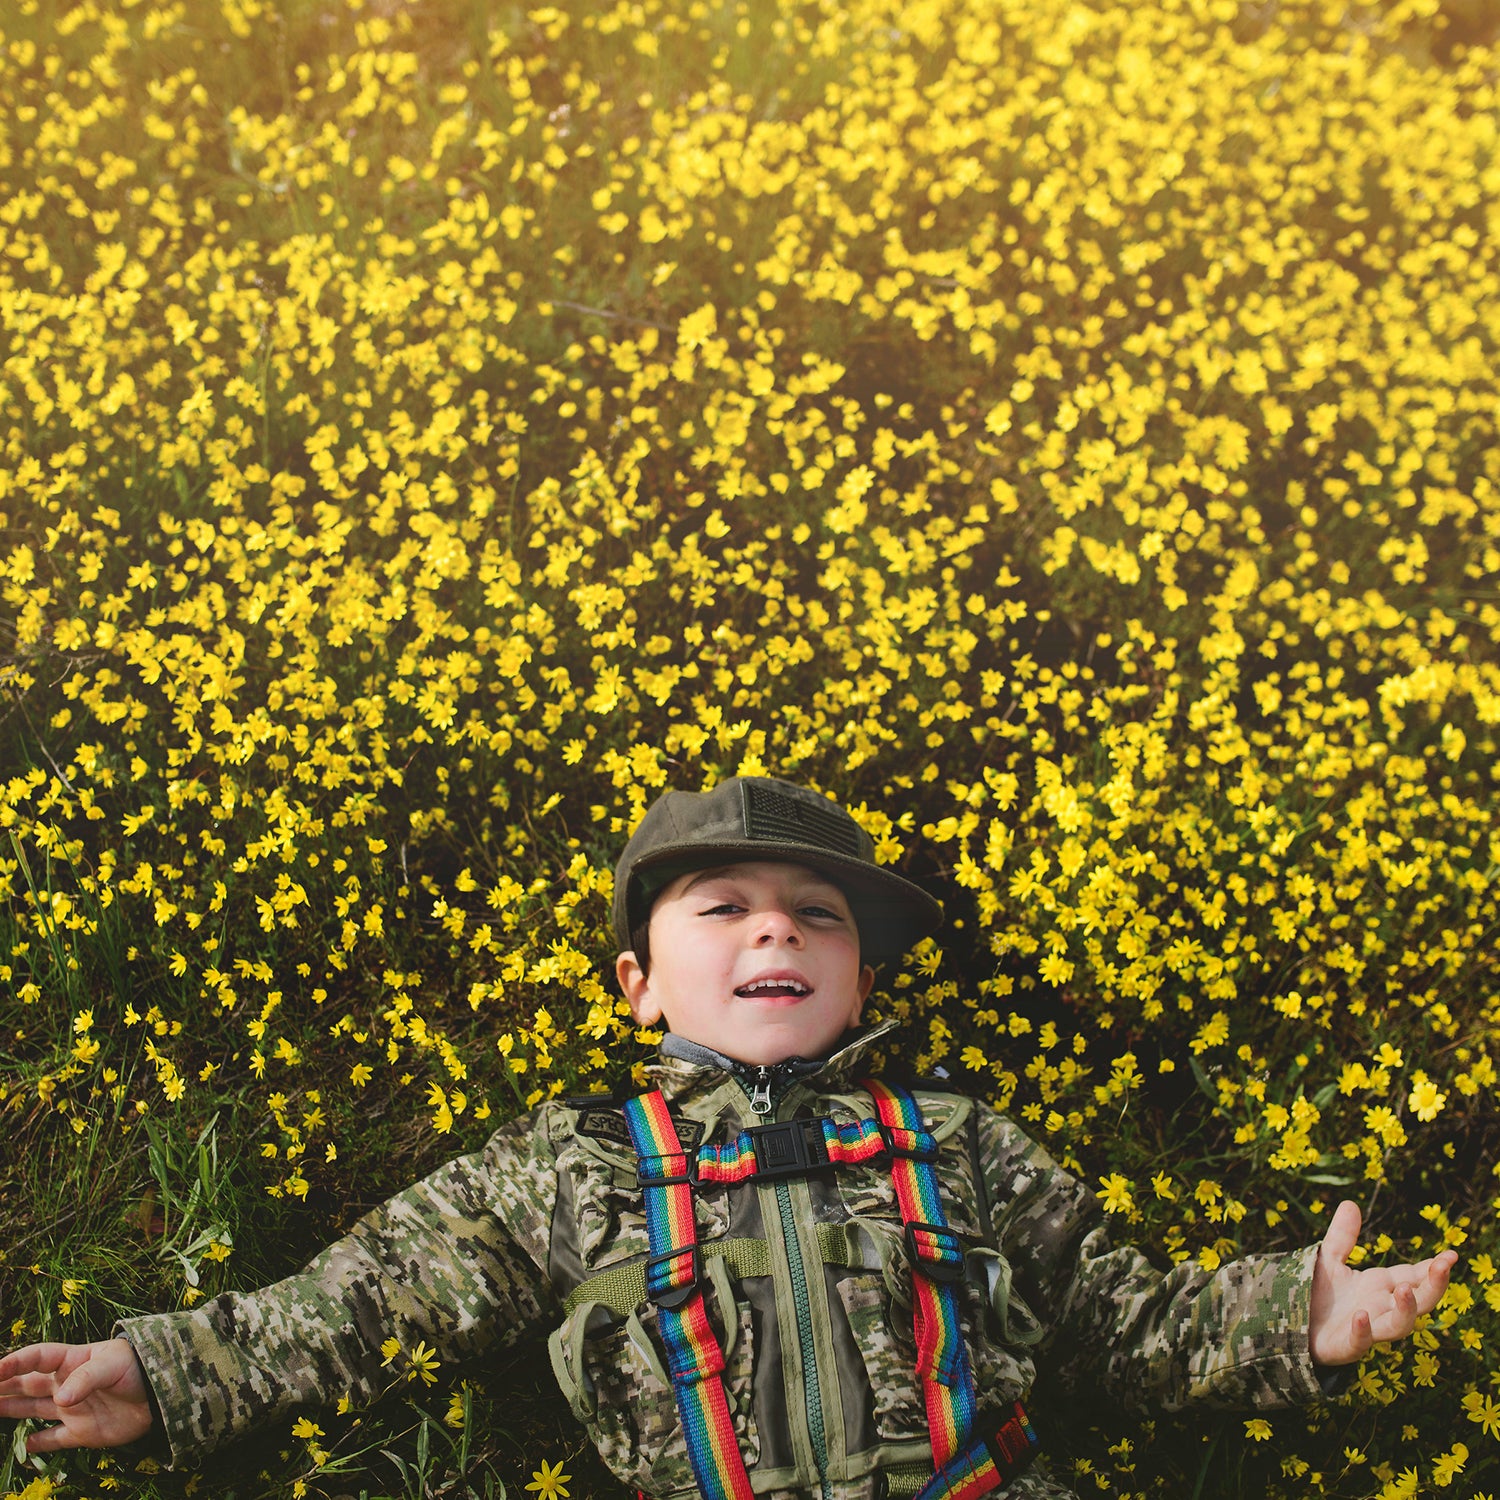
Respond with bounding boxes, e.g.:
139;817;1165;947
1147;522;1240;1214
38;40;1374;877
1309;1200;1458;1367
0;1339;154;1452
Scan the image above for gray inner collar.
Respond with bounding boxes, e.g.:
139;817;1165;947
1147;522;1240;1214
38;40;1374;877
659;1031;822;1076
658;1029;883;1080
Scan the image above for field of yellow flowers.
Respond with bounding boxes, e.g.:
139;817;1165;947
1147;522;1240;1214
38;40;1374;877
1;0;1497;1495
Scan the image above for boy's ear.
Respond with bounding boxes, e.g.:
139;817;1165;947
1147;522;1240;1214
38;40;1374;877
615;951;663;1027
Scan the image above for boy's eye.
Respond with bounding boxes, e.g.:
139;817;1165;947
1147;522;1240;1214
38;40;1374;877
699;902;743;915
799;904;844;920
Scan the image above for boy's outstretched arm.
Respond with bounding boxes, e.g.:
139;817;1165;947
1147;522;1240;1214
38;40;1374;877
2;1109;560;1469
980;1109;1456;1413
0;1339;153;1452
107;1111;559;1470
1309;1199;1457;1367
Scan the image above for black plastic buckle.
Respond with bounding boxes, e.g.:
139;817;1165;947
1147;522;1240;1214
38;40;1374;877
746;1118;832;1181
637;1151;695;1188
645;1245;702;1309
983;1401;1039;1481
904;1220;966;1283
880;1124;939;1161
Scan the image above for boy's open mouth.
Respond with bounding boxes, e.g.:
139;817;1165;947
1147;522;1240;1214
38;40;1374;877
734;977;811;998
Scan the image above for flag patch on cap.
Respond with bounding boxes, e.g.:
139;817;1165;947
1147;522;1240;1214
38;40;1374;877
741;781;864;855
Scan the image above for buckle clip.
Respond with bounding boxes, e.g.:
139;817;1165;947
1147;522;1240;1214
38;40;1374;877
903;1220;966;1283
746;1118;831;1181
983;1401;1039;1481
637;1151;695;1188
645;1245;702;1309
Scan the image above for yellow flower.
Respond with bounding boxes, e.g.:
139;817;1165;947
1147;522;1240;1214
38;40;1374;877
1463;1391;1500;1439
1038;953;1074;986
526;1460;571;1499
1407;1074;1446;1122
1243;1419;1272;1441
9;1479;58;1500
1097;1173;1134;1216
1431;1444;1467;1488
407;1340;441;1385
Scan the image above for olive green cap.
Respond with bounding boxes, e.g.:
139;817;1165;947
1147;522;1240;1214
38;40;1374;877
611;776;943;960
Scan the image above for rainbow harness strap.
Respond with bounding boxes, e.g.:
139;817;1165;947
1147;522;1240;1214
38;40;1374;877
621;1090;756;1500
861;1078;979;1466
694;1114;886;1186
621;1084;1039;1499
912;1404;1040;1500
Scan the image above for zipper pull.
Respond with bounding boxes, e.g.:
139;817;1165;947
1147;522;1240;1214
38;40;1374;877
749;1067;773;1115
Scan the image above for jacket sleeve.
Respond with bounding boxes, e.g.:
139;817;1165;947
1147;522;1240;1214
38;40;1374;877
977;1108;1332;1412
114;1108;559;1468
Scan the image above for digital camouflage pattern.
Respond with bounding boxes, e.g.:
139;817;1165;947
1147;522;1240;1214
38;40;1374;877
118;1022;1334;1498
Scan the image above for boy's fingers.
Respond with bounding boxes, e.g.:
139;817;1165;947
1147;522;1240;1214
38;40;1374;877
1413;1254;1456;1313
26;1423;80;1455
1381;1252;1455;1318
1319;1200;1362;1266
0;1392;48;1416
0;1396;57;1422
54;1366;95;1407
1391;1251;1455;1279
0;1369;61;1400
0;1344;61;1379
1368;1280;1421;1345
1349;1308;1373;1360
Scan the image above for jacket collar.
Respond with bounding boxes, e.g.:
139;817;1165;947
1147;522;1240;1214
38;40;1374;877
645;1018;900;1108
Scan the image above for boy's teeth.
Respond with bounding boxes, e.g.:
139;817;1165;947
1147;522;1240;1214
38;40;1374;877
738;979;808;995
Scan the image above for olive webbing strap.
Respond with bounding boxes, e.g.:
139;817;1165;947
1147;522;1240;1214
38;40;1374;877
563;1226;868;1318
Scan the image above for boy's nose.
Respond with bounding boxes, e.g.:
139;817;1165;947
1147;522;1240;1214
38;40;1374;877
752;909;804;946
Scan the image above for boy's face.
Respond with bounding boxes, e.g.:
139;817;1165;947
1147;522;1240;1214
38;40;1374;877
616;860;875;1067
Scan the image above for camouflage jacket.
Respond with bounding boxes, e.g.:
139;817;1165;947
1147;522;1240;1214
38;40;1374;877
118;1023;1335;1498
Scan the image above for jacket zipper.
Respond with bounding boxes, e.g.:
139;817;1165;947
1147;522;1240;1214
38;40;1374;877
746;1062;798;1115
749;1066;774;1115
742;1072;830;1498
775;1178;831;1499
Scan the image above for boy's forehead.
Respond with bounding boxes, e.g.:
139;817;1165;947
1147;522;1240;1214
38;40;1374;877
664;859;848;899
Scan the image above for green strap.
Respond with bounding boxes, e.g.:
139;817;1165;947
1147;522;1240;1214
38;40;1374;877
882;1469;937;1499
563;1226;867;1317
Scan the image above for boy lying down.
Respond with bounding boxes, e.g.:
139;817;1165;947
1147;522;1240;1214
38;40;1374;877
1;778;1455;1499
